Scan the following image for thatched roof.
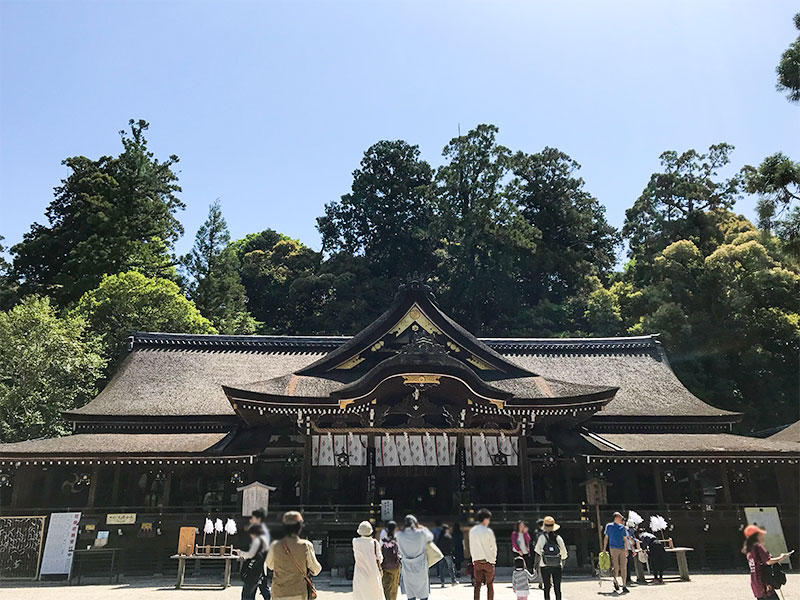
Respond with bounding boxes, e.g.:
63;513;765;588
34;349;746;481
0;432;229;457
583;432;800;455
65;332;737;424
770;421;800;443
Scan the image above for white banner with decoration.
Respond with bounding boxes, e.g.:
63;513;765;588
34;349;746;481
311;434;518;467
465;435;519;466
311;434;368;466
375;435;458;466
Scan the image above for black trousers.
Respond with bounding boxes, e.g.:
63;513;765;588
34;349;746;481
541;566;562;600
241;575;270;600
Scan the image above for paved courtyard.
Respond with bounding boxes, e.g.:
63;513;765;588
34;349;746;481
1;574;798;600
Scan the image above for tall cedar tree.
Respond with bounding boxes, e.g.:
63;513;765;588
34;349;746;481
777;13;800;103
623;144;739;268
182;201;255;334
12;120;184;306
507;148;620;334
431;124;539;334
318;140;436;279
741;153;800;263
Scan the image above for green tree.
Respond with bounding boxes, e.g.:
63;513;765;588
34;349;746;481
72;271;215;367
0;296;105;442
623;144;739;265
182;201;255;334
318;140;435;278
234;230;322;333
777;13;800;103
616;222;800;431
0;235;16;309
741;153;800;260
12;119;185;306
507;147;619;333
431;124;540;333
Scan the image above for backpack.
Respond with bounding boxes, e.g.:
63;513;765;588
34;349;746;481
239;536;267;583
541;533;562;568
381;537;401;570
762;562;787;590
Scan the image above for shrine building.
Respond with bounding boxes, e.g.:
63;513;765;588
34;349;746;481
0;280;798;574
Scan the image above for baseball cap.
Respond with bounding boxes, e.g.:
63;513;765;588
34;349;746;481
744;525;766;538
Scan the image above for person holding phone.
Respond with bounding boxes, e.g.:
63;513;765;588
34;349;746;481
742;525;791;599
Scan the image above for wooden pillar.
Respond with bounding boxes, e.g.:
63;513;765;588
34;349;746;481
301;435;312;507
9;466;29;509
653;467;665;505
110;465;122;507
519;434;533;504
162;471;173;508
719;464;732;505
87;466;100;508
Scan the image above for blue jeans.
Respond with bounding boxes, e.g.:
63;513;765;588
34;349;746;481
438;555;456;584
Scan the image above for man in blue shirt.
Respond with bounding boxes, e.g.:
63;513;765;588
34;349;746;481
603;512;630;593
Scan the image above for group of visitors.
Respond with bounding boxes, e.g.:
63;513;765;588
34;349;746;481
235;505;792;600
602;510;673;592
236;509;321;600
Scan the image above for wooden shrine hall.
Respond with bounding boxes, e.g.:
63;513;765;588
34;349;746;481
0;280;798;575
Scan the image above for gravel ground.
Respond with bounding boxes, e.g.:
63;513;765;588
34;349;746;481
2;574;798;600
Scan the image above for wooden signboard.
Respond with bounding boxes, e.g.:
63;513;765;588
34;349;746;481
237;482;276;517
177;527;196;556
0;516;46;580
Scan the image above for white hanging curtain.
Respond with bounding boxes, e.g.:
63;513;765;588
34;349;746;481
311;434;368;466
465;435;519;466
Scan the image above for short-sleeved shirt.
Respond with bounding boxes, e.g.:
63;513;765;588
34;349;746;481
748;543;771;598
605;522;627;549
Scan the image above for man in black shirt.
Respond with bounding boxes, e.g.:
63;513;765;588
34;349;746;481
437;524;458;586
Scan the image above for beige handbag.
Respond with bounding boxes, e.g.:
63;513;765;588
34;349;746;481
426;541;444;567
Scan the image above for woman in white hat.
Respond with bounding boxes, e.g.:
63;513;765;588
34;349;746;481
534;516;568;600
352;520;385;600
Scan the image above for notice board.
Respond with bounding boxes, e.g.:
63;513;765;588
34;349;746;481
0;516;46;579
40;512;82;576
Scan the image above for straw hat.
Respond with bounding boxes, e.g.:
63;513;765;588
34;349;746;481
357;521;374;537
541;516;560;532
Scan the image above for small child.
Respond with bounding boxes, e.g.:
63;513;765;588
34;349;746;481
511;555;538;599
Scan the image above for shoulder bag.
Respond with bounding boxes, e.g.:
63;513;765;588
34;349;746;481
282;539;317;600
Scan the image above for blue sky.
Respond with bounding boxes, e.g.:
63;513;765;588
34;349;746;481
1;1;798;260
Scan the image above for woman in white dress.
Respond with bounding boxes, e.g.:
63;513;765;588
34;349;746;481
352;521;385;600
395;514;434;600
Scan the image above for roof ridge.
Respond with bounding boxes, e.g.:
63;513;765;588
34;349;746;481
130;331;661;352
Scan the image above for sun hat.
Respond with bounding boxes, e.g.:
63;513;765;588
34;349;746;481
541;516;560;532
744;525;766;538
357;521;374;537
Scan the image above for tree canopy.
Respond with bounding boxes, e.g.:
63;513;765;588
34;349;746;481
776;13;800;103
11;120;184;306
72;271;215;367
1;119;798;439
182;201;255;334
0;296;105;442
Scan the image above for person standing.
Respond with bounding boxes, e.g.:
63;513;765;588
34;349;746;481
453;521;465;576
396;514;434;600
469;508;497;600
352;521;385;600
250;508;272;600
534;516;567;600
624;521;638;586
511;521;532;570
265;511;322;600
743;525;790;599
531;518;545;589
238;524;270;600
380;521;402;600
437;524;457;586
602;511;630;594
640;529;666;584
